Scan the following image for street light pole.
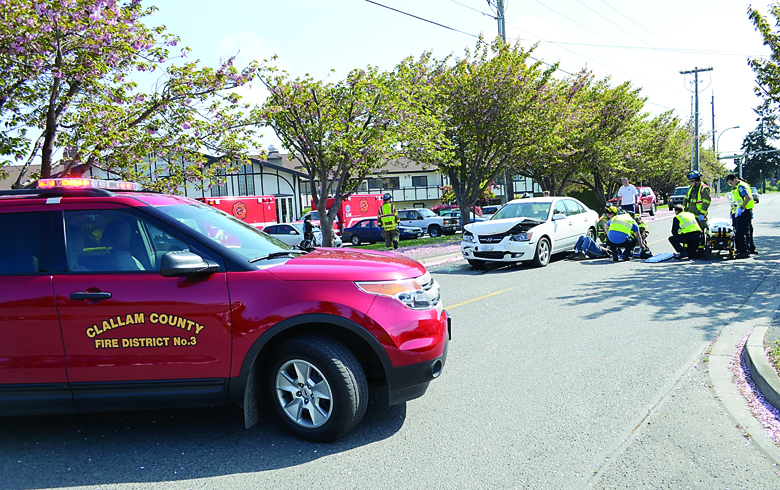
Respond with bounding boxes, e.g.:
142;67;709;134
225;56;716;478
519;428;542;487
716;126;739;197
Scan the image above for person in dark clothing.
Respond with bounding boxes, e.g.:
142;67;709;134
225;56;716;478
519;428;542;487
668;205;703;259
302;216;316;249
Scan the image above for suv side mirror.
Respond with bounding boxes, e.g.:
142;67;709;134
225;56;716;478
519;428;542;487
160;251;218;277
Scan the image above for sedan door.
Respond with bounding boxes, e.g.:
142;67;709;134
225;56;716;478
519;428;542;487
550;199;576;250
563;199;593;240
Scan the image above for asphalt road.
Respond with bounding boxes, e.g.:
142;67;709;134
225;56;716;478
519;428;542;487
3;196;780;489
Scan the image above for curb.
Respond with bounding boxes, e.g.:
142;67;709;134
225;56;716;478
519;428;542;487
415;252;464;268
744;326;780;412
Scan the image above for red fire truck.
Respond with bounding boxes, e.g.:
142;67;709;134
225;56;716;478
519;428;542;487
298;194;383;235
198;195;277;229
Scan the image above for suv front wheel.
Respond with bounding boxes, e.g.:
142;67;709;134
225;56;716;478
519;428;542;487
267;335;368;442
428;225;442;238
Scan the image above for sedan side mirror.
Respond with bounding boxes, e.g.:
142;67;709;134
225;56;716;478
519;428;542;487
552;213;567;221
160;251;219;277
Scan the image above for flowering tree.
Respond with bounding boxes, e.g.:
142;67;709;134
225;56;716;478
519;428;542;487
1;0;262;190
258;63;437;246
405;38;557;226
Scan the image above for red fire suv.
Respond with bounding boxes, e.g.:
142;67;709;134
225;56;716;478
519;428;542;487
0;179;450;442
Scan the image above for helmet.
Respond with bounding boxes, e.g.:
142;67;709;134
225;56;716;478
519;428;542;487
688;171;701;181
606;206;619;215
383;193;392;201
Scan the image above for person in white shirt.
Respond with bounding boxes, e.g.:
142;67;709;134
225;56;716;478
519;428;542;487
617;177;638;213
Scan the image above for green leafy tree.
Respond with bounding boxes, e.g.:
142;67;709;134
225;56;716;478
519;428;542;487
406;38;557;226
258;63;432;246
749;4;780;105
740;105;780;186
1;0;262;190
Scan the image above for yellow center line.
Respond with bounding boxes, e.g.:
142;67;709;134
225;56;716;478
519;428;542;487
448;287;515;310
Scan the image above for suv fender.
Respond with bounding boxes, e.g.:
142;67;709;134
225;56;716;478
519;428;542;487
233;313;392;427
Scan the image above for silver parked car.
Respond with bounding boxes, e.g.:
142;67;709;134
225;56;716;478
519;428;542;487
262;223;342;248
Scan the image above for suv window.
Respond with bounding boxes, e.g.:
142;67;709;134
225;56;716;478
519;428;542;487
0;212;41;275
65;210;190;273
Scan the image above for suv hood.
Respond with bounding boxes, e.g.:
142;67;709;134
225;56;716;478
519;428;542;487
464;217;544;235
268;248;427;281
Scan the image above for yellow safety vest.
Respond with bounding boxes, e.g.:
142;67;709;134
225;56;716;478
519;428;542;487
676;212;701;234
685;183;711;215
608;214;636;238
378;202;397;231
736;181;754;210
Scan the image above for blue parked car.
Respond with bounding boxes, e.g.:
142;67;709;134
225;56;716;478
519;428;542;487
342;218;424;246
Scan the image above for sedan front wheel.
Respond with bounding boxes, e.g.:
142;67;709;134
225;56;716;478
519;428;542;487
531;238;551;267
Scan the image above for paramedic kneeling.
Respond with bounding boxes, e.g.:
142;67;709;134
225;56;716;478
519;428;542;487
606;211;644;262
668;205;703;259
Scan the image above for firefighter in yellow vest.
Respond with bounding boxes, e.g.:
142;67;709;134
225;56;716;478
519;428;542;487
726;174;755;259
606;211;644;261
682;171;711;231
668;205;703;259
378;193;400;250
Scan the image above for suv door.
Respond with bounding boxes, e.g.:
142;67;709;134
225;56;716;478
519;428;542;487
51;206;233;410
0;209;74;415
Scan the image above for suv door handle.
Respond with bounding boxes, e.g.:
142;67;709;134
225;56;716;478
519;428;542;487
70;292;112;300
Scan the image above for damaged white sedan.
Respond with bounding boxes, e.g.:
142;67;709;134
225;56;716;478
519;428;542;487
461;197;599;268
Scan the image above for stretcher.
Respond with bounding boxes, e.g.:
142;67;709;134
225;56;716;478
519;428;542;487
645;252;675;263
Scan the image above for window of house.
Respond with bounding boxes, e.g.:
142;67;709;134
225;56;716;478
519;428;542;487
412;176;427;187
368;177;399;189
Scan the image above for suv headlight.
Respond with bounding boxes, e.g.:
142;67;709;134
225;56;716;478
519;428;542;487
509;232;533;242
356;272;440;310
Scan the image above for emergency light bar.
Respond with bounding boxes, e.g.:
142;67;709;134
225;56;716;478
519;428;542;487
37;178;142;191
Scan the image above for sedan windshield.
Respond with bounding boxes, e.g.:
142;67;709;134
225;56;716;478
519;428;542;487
155;201;291;262
492;202;551;221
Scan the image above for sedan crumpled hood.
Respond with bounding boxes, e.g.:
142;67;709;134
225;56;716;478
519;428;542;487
268;248;427;281
463;217;544;235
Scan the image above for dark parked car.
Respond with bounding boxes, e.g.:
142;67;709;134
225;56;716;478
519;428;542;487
667;186;689;210
342;218;424;246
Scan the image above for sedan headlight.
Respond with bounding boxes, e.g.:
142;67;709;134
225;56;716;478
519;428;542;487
509;232;533;242
463;231;475;243
356;272;440;310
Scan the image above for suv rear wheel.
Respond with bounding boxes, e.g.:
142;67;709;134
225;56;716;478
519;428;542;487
267;335;368;442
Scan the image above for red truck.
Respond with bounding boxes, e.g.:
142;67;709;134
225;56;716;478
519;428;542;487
197;195;277;229
298;194;384;235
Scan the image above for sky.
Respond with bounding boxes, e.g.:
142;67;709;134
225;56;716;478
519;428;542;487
148;0;771;165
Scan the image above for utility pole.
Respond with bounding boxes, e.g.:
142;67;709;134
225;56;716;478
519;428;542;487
489;0;513;202
680;67;712;173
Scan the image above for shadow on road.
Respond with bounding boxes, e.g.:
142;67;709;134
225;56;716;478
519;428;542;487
0;387;405;489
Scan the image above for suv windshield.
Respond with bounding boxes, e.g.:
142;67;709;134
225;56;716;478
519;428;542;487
156;201;290;262
492;202;551;221
673;187;688;195
418;208;436;218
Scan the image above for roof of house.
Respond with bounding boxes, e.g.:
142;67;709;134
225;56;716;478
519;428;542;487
251;150;434;178
0;164;41;191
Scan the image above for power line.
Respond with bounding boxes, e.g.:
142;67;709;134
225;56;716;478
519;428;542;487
363;0;570;75
599;0;677;50
574;0;673;59
447;0;495;19
364;0;479;39
533;0;658;65
533;40;765;57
